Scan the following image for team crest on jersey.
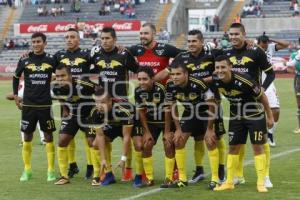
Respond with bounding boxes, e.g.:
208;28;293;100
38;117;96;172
96;60;122;69
200;61;213;69
187;63;197;71
234;80;243;86
155;49;165;56
25;63;52;71
218;88;242;96
229;56;254;66
60;58;86;66
189;93;198;100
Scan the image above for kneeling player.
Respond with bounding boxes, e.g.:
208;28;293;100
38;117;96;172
211;55;274;193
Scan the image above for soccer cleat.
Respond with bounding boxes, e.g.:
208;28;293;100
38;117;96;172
233;177;246;185
20;170;32;182
101;172;116;186
188;167;205;184
47;171;56;182
132;174;143;188
91;177;101;186
143;179;154;187
268;133;276;147
54;177;70;185
264;176;273;188
121;168;133;182
208;181;218;190
85;165;93;180
169;180;188;188
68;162;79;178
257;185;268;192
213;183;234;191
160;178;173;188
293;128;300;134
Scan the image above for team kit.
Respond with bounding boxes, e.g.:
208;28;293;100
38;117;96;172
12;22;283;193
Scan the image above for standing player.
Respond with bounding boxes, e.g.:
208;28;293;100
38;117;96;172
224;23;275;187
257;33;289;147
164;64;214;188
170;29;226;188
212;55;273;192
13;32;56;182
52;64;96;185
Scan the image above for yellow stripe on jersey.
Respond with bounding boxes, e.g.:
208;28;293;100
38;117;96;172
118;105;131;117
255;90;263;99
190;77;207;89
263;66;273;72
77;80;94;88
235;75;253;87
156;82;166;93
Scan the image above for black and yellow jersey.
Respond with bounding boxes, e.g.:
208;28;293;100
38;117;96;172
165;77;211;113
54;48;91;78
52;79;96;117
135;82;166;123
90;47;139;98
223;44;272;84
211;72;263;118
13;52;56;107
170;50;215;79
89;102;135;128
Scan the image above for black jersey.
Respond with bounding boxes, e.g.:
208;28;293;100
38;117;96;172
223;44;272;84
211;72;263;118
14;52;56;107
90;47;139;98
170;50;215;79
54;48;91;78
89;102;135;128
165;77;210;113
135;82;166;123
52;79;96;117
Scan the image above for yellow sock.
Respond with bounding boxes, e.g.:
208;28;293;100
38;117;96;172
208;148;219;182
91;148;100;178
126;141;132;168
194;140;205;167
236;144;245;178
254;154;266;186
57;147;68;178
45;142;55;172
263;143;270;177
143;156;154;181
22;141;32;171
165;157;175;180
105;142;112;172
217;138;226;165
134;150;143;175
84;137;92;165
226;154;239;184
175;148;187;182
67;138;76;164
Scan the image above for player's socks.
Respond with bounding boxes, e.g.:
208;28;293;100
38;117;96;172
126;141;132;168
45;142;55;172
58;146;69;178
236;144;245;179
217;138;226;166
208;148;219;183
105;142;112;172
90;148;100;179
143;156;154;181
84;137;92;165
194;140;205;168
134;150;143;175
254;154;267;192
22;141;32;171
122;143;133;181
67;138;76;164
175;148;187;182
263;143;270;177
226;154;239;184
165;156;175;180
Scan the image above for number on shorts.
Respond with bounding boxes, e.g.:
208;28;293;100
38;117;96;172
254;131;263;141
47;120;55;129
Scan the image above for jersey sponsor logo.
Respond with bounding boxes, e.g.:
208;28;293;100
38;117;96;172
231;68;249;73
139;61;160;67
96;60;122;69
229;56;254;66
60;58;87;66
200;61;213;69
25;63;52;72
218;88;242;96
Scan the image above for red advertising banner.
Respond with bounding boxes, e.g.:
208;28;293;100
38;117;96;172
17;20;141;34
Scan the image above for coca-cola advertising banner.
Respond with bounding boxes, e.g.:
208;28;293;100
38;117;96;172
14;20;141;35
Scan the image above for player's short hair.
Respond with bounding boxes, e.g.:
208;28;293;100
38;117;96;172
94;86;111;98
137;66;155;78
142;22;156;33
170;63;189;73
257;32;269;44
56;64;71;75
229;23;246;33
188;29;204;41
101;27;117;38
31;32;47;42
215;55;231;66
67;28;79;33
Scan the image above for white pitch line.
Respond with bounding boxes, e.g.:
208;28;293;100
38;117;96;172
120;148;300;200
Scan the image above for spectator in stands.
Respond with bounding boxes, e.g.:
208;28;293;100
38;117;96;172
213;15;220;32
242;4;250;17
249;4;255;15
58;5;65;15
113;1;120;11
42;5;48;16
125;4;135;18
99;4;106;15
7;39;15;49
204;17;210;32
293;2;299;16
74;0;81;12
37;5;43;16
51;7;57;16
120;3;125;14
104;3;111;15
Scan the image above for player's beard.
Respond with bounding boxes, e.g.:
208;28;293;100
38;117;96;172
141;38;153;47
